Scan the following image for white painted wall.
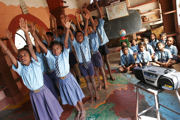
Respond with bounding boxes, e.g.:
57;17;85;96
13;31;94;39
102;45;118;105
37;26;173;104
0;0;48;7
176;0;180;25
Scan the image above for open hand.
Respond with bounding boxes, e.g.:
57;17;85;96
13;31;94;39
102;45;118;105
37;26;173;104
19;18;29;33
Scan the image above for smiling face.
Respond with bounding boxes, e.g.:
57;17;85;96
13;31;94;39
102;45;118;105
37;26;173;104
52;44;62;56
76;32;84;43
123;47;129;55
18;50;31;66
157;42;164;51
143;38;149;45
167;37;174;46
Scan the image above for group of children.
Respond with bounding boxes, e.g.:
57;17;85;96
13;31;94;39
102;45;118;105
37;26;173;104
119;32;179;73
0;1;115;120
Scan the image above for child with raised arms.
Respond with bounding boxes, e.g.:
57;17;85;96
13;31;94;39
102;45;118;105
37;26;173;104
0;18;63;120
35;18;86;120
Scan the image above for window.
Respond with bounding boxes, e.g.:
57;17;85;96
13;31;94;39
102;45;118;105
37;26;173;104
15;29;35;49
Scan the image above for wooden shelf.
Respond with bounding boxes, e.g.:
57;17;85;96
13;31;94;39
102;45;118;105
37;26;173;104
142;19;161;24
163;10;176;15
128;0;157;9
167;33;177;37
140;8;160;15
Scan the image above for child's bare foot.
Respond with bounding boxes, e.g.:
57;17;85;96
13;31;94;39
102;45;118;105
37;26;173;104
98;84;102;91
110;75;115;81
80;111;86;120
75;111;81;120
103;84;108;89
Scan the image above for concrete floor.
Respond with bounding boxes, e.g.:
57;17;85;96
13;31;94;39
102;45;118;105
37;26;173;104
0;51;180;120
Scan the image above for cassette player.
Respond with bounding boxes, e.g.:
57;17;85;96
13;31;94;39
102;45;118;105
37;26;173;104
134;66;180;90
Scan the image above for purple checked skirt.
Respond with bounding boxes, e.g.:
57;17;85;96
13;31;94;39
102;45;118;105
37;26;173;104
43;73;59;99
30;85;63;120
46;71;60;97
57;73;85;106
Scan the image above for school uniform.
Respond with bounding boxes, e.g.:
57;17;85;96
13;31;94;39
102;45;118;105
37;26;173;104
136;51;152;65
59;34;78;68
120;48;133;56
97;18;110;55
46;48;84;106
73;36;95;77
120;53;135;67
145;44;155;56
131;45;138;54
160;39;167;45
12;58;63;120
89;31;103;68
36;53;59;99
154;49;173;62
150;39;159;50
165;45;179;61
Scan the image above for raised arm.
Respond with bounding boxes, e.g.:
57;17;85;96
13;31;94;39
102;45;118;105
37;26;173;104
94;0;103;19
6;30;18;55
19;18;37;61
63;19;71;49
30;24;48;54
0;39;17;67
82;12;90;36
75;11;83;31
84;8;96;31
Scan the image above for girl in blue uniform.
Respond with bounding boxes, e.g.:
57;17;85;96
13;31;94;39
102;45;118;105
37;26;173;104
0;18;63;120
35;19;86;120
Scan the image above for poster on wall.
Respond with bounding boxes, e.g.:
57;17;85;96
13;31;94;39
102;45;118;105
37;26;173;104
105;1;129;20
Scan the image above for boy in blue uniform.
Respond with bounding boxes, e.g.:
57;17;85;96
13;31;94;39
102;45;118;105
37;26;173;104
154;42;173;67
93;1;115;80
72;12;99;103
150;33;159;50
160;32;167;45
119;46;135;72
130;39;138;54
87;9;108;90
165;37;179;64
143;37;155;59
136;42;152;67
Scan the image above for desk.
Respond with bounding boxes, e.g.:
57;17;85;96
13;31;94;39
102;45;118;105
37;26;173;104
135;82;180;120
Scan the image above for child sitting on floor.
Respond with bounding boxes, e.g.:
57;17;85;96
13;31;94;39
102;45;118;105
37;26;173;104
150;33;159;50
136;42;152;67
154;42;173;67
165;37;179;64
143;37;155;59
119;46;135;72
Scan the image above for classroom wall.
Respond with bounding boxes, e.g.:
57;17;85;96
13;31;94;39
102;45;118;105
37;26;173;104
0;0;50;36
0;0;50;109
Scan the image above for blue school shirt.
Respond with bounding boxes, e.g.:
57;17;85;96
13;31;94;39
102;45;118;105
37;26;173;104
46;48;70;77
121;53;135;66
72;36;91;63
131;45;138;53
154;49;173;62
136;51;152;63
145;44;155;55
36;52;49;73
88;31;99;52
12;58;44;91
120;48;133;56
97;19;109;46
54;36;61;42
160;39;166;45
165;45;178;56
45;51;55;72
150;39;159;49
